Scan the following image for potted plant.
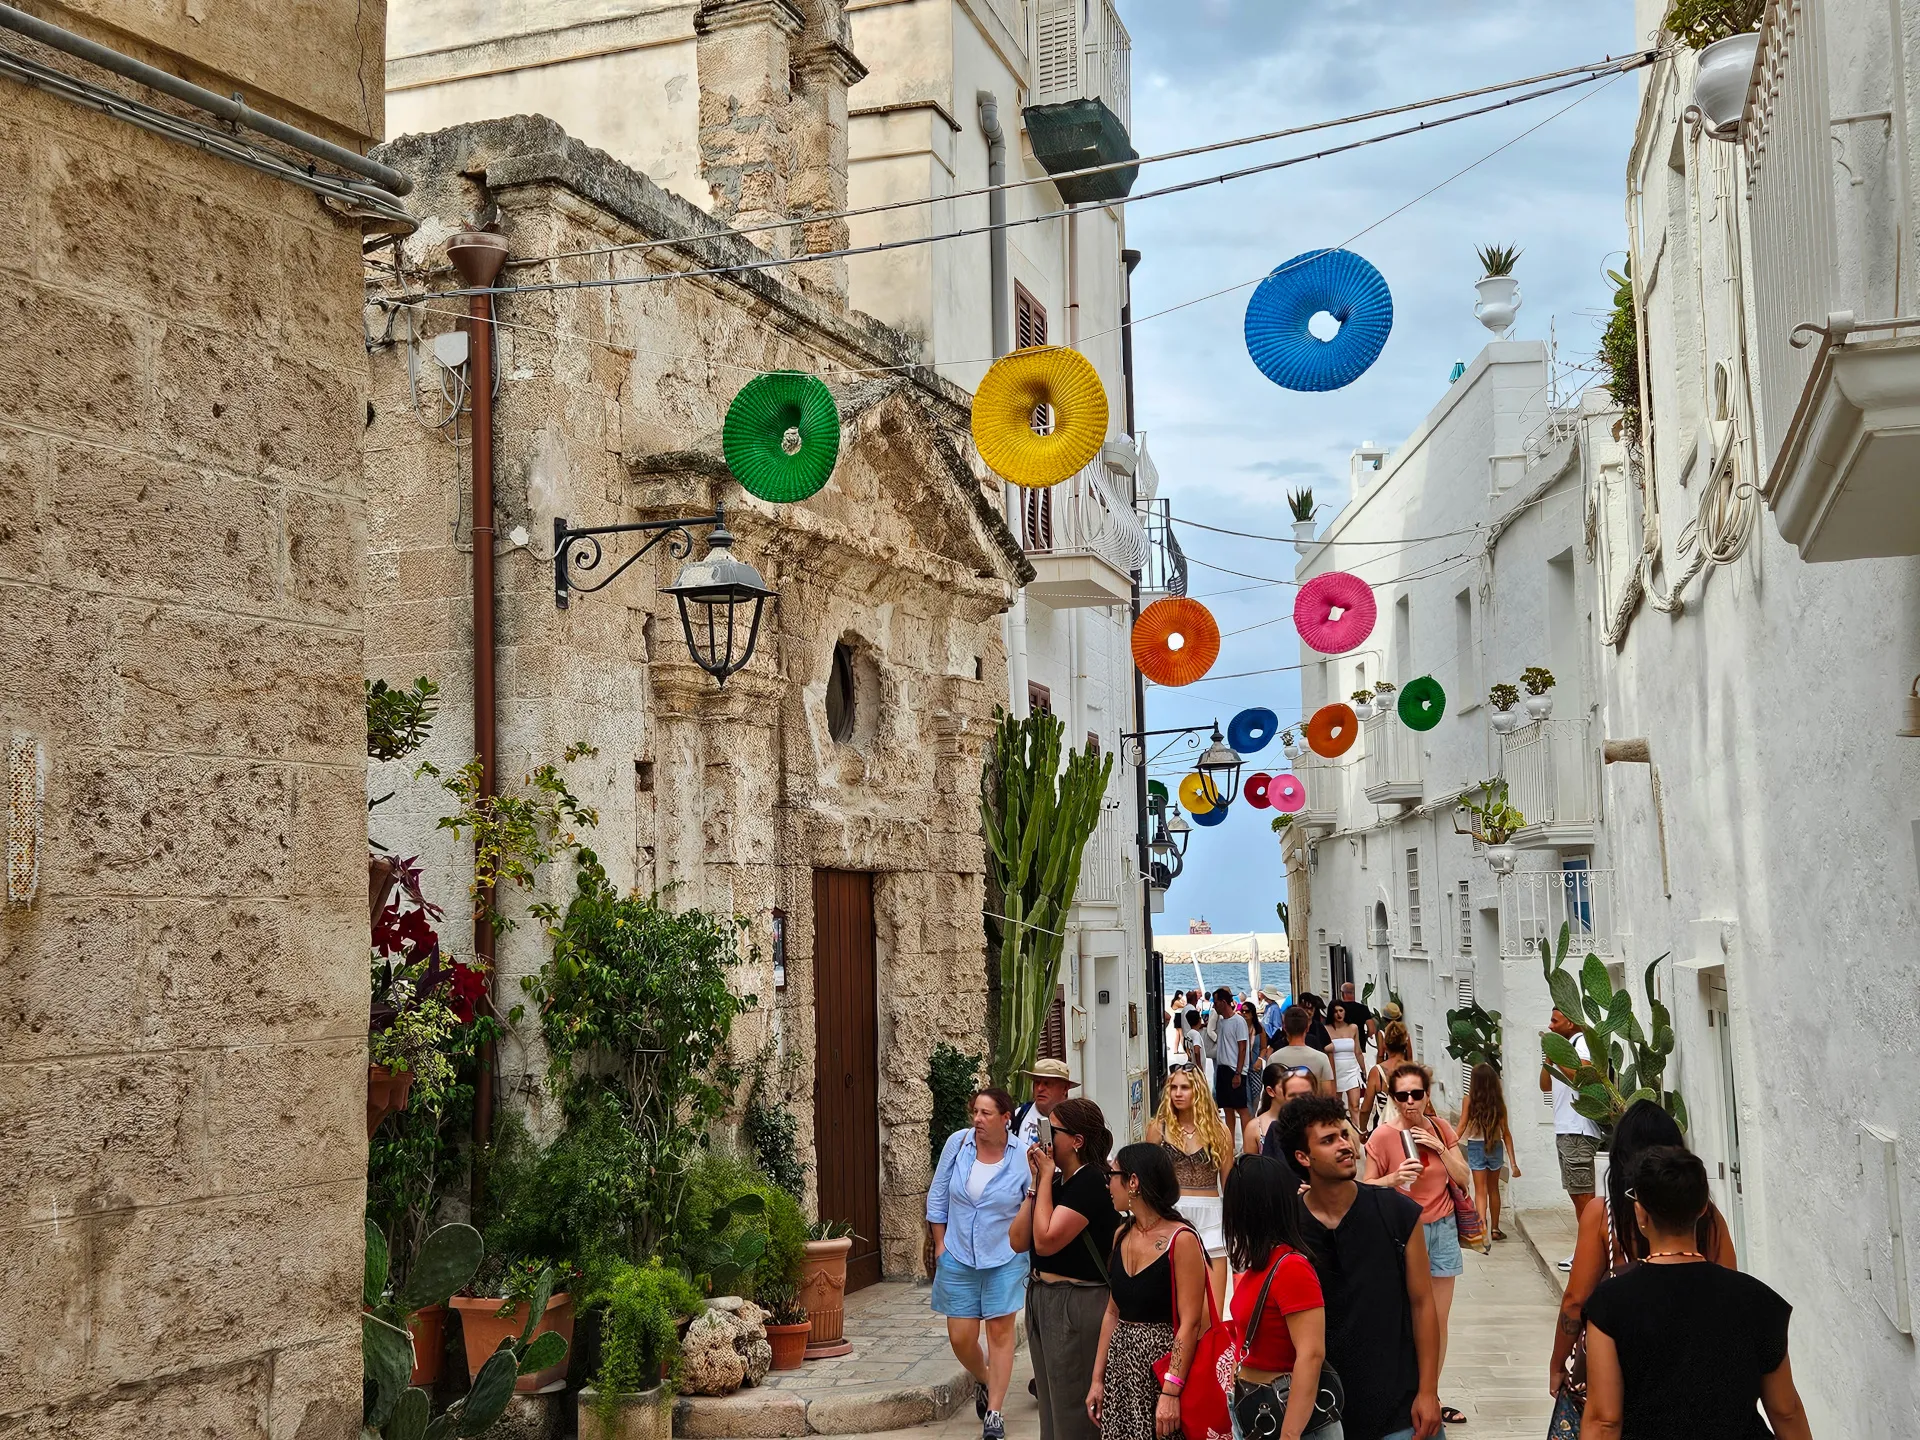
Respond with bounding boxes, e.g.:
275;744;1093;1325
1521;666;1556;720
453;1257;580;1393
1350;688;1376;721
801;1220;856;1357
579;1260;706;1440
1455;777;1525;873
1474;244;1523;335
759;1279;811;1371
1488;681;1522;734
1373;679;1396;711
1286;487;1315;546
1667;0;1765;135
1280;728;1300;760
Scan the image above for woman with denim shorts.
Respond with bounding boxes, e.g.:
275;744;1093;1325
928;1088;1031;1440
1364;1060;1473;1428
1459;1061;1521;1244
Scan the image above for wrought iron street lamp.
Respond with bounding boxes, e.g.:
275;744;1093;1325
552;503;774;685
1196;724;1244;809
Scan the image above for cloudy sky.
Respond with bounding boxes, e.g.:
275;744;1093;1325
1119;0;1642;933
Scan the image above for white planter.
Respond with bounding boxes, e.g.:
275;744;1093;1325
1292;518;1316;544
1693;32;1760;136
1474;274;1521;335
1490;709;1520;734
1523;692;1554;721
1353;701;1374;721
1486;844;1518;874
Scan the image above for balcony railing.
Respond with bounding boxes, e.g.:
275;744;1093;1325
1293;752;1340;834
1137;496;1188;601
1498;868;1618;960
1501;717;1596;844
1077;801;1131;906
1361;711;1423;805
1020;457;1147;607
1031;0;1131;129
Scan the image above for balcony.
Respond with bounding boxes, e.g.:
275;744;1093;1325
1498;868;1618;960
1500;718;1596;847
1294;753;1339;836
1135;438;1188;602
1019;448;1146;609
1024;0;1135;202
1077;801;1131;907
1361;711;1423;806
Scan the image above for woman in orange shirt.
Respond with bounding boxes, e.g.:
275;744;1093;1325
1363;1061;1470;1428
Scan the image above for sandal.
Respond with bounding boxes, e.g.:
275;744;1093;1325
1441;1406;1468;1425
1491;1228;1506;1241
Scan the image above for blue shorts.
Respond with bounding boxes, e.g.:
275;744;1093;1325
1465;1137;1505;1172
1423;1217;1465;1278
930;1251;1026;1319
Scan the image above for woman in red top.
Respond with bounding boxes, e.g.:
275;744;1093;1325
1221;1155;1327;1440
1363;1060;1470;1426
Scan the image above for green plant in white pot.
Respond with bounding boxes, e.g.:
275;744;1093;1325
1474;244;1522;335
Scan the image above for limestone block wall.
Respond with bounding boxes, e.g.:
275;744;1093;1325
0;1;381;1432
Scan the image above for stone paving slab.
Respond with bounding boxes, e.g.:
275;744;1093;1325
677;1280;1006;1437
1515;1207;1578;1294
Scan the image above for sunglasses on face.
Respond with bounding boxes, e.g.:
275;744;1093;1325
1394;1088;1427;1102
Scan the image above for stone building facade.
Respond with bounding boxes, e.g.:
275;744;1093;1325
364;110;1025;1281
0;0;381;1432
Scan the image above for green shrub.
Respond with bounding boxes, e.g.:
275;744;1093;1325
589;1259;705;1415
928;1042;983;1170
1663;0;1764;48
744;1089;806;1201
672;1149;806;1299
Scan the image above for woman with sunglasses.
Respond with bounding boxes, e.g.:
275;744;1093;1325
1363;1061;1470;1428
1088;1145;1209;1440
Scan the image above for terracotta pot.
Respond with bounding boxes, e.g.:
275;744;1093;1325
408;1302;446;1387
451;1292;575;1393
367;1063;415;1137
766;1320;811;1371
800;1237;853;1347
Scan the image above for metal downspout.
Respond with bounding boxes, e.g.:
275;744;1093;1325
979;91;1028;718
448;230;508;1207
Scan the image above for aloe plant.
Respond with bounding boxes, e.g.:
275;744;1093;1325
1536;923;1686;1134
981;707;1114;1096
1286;488;1314;522
1476;243;1522;277
363;1220;570;1439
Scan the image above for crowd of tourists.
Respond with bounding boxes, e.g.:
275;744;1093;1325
924;987;1813;1440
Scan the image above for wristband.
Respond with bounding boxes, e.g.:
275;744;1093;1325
1163;1373;1185;1390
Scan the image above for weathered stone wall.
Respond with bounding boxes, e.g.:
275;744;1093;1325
0;1;381;1434
364;117;1019;1276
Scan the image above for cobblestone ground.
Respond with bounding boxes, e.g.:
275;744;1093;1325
810;1233;1564;1439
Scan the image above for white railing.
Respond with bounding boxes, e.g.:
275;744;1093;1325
1077;802;1130;906
1744;0;1837;469
1361;711;1423;800
1031;0;1131;129
1292;751;1340;824
1498;868;1618;959
1501;718;1596;831
1021;459;1148;575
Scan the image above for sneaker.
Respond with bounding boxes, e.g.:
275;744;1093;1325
1027;1379;1037;1398
976;1384;987;1420
984;1410;1006;1440
1557;1255;1574;1271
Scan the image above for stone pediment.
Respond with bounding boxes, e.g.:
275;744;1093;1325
628;377;1032;601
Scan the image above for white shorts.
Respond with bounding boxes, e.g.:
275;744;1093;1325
1181;1194;1225;1258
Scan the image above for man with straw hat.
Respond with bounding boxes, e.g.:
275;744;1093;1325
1013;1058;1078;1149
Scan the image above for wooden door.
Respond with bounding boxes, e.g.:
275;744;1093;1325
813;870;882;1291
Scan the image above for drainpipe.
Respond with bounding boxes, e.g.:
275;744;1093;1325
448;229;509;1206
979;92;1028;717
1121;247;1163;1100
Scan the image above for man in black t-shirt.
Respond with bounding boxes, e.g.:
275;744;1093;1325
1276;1096;1443;1440
1298;992;1335;1055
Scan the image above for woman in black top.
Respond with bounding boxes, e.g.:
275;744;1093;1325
1012;1097;1121;1440
1582;1146;1811;1440
1089;1144;1208;1440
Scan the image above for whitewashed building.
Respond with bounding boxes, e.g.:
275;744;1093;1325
379;0;1165;1136
1288;340;1626;1217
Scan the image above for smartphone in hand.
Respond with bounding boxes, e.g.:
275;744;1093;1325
1037;1116;1054;1147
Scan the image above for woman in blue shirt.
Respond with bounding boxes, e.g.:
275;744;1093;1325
928;1086;1030;1440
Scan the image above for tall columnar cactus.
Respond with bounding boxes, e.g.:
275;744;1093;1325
1537;923;1686;1133
981;706;1114;1097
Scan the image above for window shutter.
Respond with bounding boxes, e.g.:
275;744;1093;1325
1040;986;1067;1061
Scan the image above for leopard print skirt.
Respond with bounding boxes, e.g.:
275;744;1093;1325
1099;1319;1179;1440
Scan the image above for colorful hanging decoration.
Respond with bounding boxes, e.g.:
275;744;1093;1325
1243;773;1273;809
1148;779;1169;805
1270;773;1306;813
1305;702;1359;758
1179;771;1223;814
1132;597;1221;687
1397;675;1447;732
1294;571;1378;655
1190;803;1229;828
972;344;1110;488
1228;707;1279;754
1244;248;1394;392
722;371;842;502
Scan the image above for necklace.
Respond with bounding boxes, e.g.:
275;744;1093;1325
1645;1249;1702;1260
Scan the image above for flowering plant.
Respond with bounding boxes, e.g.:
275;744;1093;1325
370;854;490;1111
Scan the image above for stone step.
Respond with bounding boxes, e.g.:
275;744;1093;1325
675;1365;975;1438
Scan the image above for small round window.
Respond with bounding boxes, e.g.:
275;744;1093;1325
827;643;857;743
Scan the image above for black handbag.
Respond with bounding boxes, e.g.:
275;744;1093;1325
1230;1253;1344;1438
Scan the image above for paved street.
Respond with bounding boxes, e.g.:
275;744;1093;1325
814;1235;1562;1439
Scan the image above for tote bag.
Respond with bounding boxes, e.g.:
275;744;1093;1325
1148;1228;1233;1440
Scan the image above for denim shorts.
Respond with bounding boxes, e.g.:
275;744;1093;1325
1465;1137;1505;1172
930;1250;1026;1319
1423;1217;1465;1278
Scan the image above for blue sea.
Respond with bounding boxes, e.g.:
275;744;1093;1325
1164;960;1280;1009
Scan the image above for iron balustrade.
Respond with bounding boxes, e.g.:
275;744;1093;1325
1500;717;1596;833
1361;710;1424;803
1498;868;1617;959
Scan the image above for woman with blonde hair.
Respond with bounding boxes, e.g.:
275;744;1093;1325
1144;1066;1233;1308
1360;1018;1413;1135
